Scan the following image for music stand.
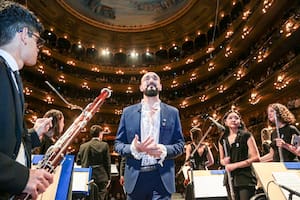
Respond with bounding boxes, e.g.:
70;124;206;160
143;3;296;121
72;167;92;196
32;154;75;200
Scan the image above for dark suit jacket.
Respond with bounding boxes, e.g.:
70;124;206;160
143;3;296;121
0;57;41;199
114;102;185;194
77;138;111;184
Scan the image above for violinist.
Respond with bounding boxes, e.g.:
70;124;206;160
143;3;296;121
183;127;214;200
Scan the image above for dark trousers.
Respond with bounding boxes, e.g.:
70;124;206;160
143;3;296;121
90;181;108;200
127;170;171;200
225;185;256;200
185;183;195;200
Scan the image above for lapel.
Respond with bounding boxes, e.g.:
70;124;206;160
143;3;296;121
159;102;168;143
134;103;142;138
4;62;23;136
13;71;24;114
0;56;24;123
0;56;28;163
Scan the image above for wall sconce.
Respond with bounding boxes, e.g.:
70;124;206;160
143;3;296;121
41;49;51;56
241;26;251;39
24;87;32;96
280;18;300;38
274;75;289;90
242;10;251;20
37;65;45;74
208;62;215;71
139;69;148;74
180;100;188;108
44;95;54;104
171;80;179;88
91;67;100;72
253;49;269;63
262;0;274;13
190;73;197;81
116;69;124;75
225;47;232;57
225;30;234;38
199;94;207;102
81;82;90;90
58;75;66;83
185;58;194;64
114;109;123;115
206;45;215;54
163;65;171;71
248;91;261;105
233;67;246;80
67;60;76;66
217;85;226;93
126;86;133;93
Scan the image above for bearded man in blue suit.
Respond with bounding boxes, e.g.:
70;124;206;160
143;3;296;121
115;72;185;200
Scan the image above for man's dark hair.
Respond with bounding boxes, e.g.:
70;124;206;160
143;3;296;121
90;125;103;137
0;1;43;46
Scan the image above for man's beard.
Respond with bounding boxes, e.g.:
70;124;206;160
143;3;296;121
144;85;159;97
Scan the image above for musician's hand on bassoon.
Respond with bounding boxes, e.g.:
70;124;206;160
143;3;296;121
23;169;53;199
33;117;53;139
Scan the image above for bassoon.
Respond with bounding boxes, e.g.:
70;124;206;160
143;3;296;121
274;110;284;162
222;139;235;200
14;88;112;200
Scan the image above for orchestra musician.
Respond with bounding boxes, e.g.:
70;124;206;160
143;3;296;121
260;103;300;161
39;109;64;154
183;127;214;200
184;127;214;170
219;109;260;200
0;1;54;199
77;125;111;200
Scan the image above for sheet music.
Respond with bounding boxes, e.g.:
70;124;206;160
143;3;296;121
193;175;227;198
111;164;119;174
72;171;90;192
272;172;300;200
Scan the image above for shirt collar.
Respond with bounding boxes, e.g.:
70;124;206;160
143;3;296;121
141;99;161;111
0;49;19;72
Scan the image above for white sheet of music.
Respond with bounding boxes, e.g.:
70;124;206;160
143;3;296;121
193;175;227;198
72;171;89;192
272;171;300;200
111;164;119;174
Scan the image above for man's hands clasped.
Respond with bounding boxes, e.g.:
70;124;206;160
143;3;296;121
133;135;163;158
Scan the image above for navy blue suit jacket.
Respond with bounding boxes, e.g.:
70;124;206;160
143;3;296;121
114;102;185;194
0;57;40;199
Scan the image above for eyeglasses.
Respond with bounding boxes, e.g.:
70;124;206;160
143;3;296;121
27;31;45;49
18;29;45;49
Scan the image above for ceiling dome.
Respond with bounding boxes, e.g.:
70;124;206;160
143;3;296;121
59;0;193;32
29;0;232;49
